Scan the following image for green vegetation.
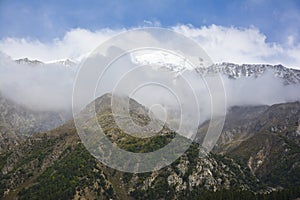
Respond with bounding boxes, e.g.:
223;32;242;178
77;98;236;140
213;153;263;190
118;132;175;153
187;186;300;200
131;185;300;200
131;170;175;200
261;136;300;188
0;152;11;171
18;144;114;200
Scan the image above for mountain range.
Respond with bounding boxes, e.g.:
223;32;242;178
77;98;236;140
15;57;77;67
197;62;300;85
0;94;299;199
15;57;300;84
0;57;299;199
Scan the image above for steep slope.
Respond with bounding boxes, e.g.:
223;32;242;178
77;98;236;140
0;94;264;200
198;102;300;188
0;94;69;153
227;102;300;188
196;105;269;153
0;94;67;136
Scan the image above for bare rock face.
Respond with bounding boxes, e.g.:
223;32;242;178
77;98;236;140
128;147;258;199
0;94;69;137
0;93;71;153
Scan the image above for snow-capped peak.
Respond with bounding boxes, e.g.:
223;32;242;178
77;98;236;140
15;58;78;67
196;62;300;84
15;58;44;65
131;50;195;72
45;59;78;67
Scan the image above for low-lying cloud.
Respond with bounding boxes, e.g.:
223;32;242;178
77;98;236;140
0;53;75;111
0;26;299;125
223;71;300;107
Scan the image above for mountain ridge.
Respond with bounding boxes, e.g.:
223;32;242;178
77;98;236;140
13;56;300;85
196;62;300;84
14;57;78;67
196;101;300;188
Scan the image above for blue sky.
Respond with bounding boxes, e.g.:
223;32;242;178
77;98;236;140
0;0;299;44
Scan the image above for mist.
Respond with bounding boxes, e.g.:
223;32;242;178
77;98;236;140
0;48;300;131
0;52;76;111
223;71;300;107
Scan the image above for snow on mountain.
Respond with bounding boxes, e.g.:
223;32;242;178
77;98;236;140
15;58;44;65
196;62;300;84
130;51;300;84
131;50;194;72
15;58;78;67
45;59;77;67
13;55;300;85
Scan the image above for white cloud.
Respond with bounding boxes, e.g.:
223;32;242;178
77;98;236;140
173;24;300;68
0;24;300;68
0;28;123;62
0;52;75;111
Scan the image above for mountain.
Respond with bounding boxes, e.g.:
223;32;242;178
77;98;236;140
132;51;300;84
15;58;43;65
197;101;300;189
196;62;300;85
15;58;77;67
0;94;69;153
45;59;77;67
1;93;284;200
14;56;300;85
1;56;300;199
